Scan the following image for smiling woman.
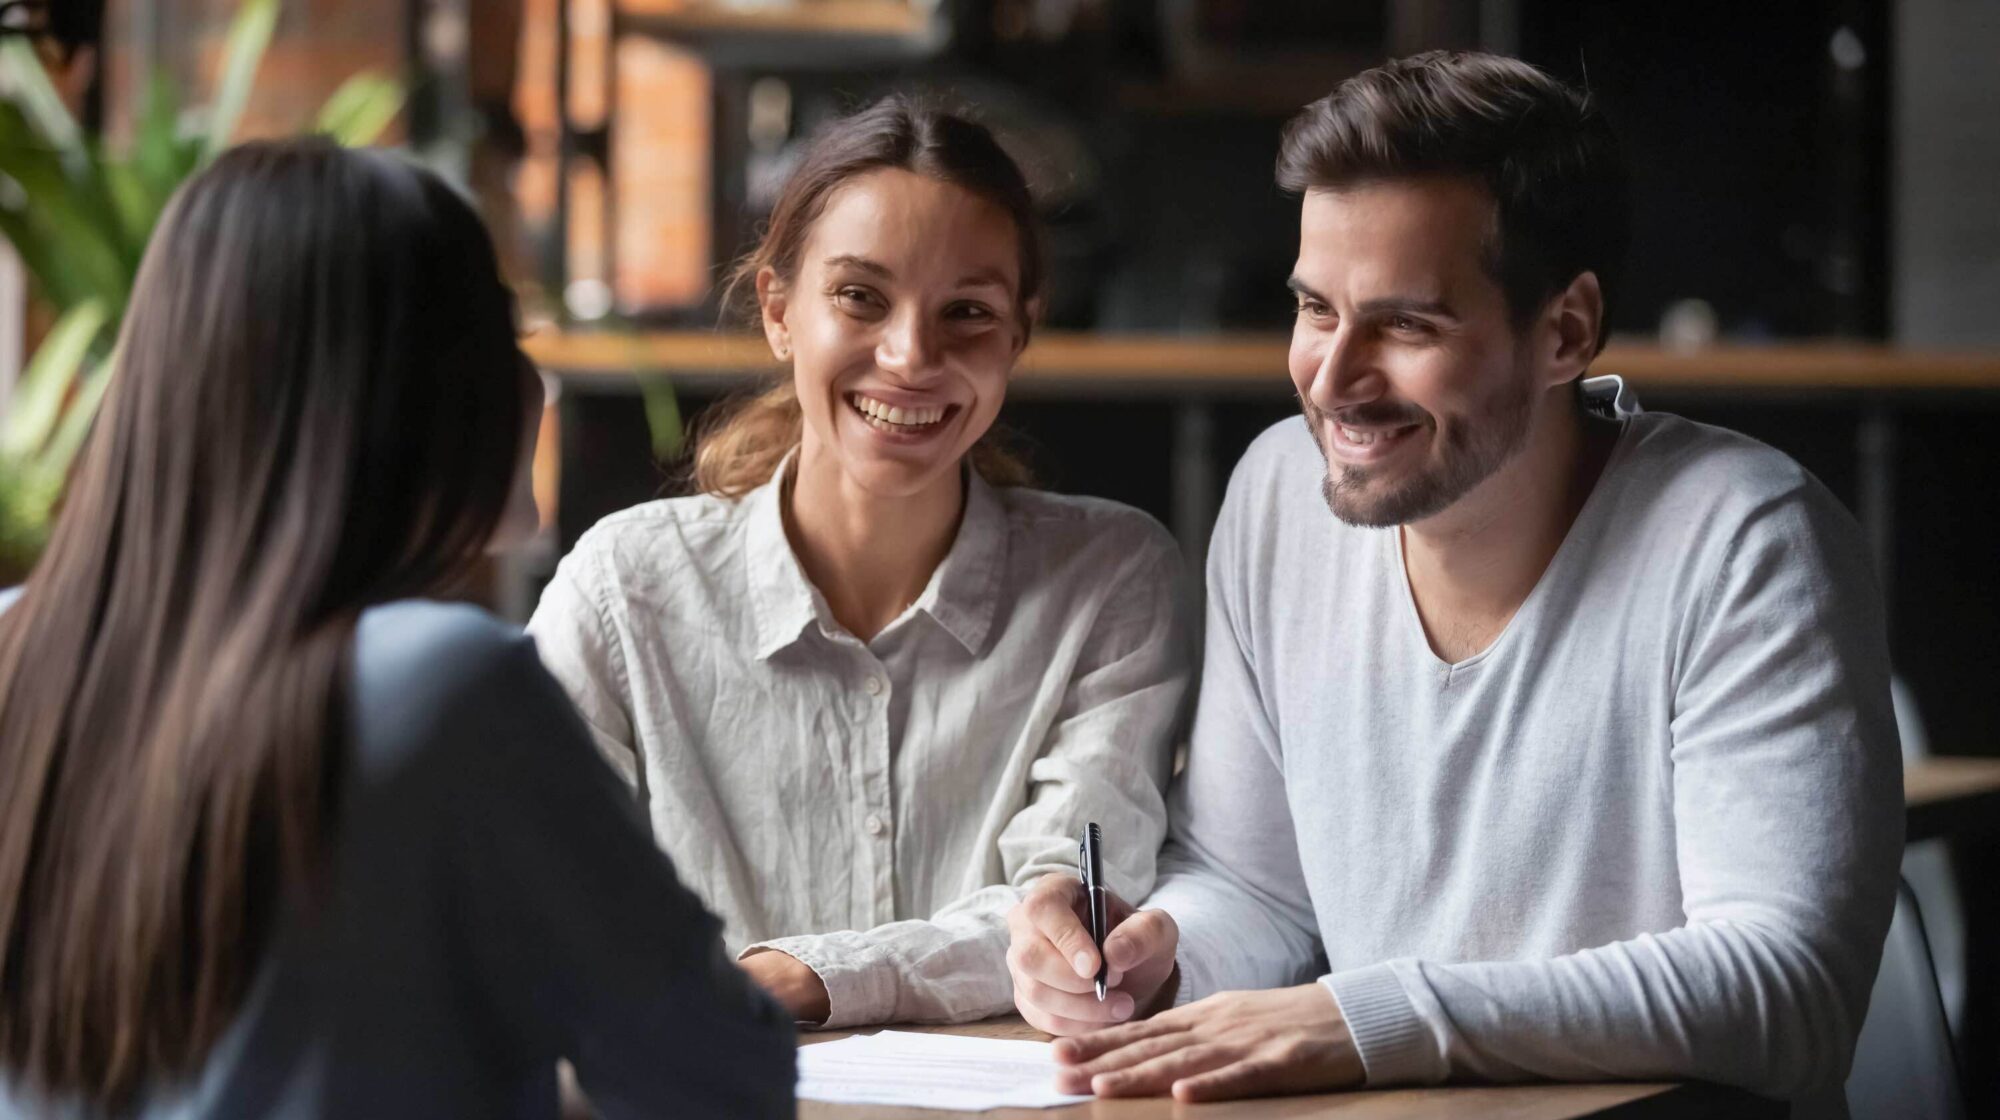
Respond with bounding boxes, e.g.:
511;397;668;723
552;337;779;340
527;95;1194;1033
693;95;1041;503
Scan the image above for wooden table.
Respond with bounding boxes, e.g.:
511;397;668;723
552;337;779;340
790;762;2000;1118
1905;755;2000;843
797;1017;1780;1119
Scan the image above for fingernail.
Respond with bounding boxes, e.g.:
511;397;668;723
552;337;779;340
1073;951;1093;976
1110;994;1135;1020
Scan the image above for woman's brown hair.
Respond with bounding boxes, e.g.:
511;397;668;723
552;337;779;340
0;138;530;1104
692;94;1042;498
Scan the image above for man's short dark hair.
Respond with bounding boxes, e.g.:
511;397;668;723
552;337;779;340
1278;51;1629;352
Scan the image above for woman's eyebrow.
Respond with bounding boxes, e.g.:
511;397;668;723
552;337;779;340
823;254;894;278
956;266;1014;291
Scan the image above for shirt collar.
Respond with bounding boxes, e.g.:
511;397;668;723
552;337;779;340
741;453;1010;660
915;466;1008;655
744;451;823;661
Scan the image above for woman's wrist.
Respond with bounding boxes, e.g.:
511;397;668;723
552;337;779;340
740;948;832;1024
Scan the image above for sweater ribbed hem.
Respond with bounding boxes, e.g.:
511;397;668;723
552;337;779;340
1324;965;1434;1086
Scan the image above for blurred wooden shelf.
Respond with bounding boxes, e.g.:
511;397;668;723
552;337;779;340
1905;756;2000;843
524;331;2000;395
620;0;932;39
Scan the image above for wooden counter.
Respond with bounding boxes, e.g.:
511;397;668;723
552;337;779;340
524;331;2000;394
1905;755;2000;843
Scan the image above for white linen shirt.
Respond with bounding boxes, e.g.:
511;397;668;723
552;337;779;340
527;460;1192;1027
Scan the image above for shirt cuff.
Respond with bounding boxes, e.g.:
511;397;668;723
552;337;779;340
743;936;895;1029
1323;964;1438;1086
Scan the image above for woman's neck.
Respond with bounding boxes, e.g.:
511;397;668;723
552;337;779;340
782;444;966;643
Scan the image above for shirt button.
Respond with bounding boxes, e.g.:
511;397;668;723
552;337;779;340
863;674;884;696
865;813;888;836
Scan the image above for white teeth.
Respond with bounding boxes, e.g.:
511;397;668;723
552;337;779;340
850;394;945;428
1340;425;1377;446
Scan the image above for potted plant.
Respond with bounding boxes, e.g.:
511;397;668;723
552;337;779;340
0;0;401;583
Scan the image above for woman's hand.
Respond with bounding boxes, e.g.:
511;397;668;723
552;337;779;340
738;949;831;1024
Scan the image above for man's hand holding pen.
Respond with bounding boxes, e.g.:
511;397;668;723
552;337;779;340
1004;872;1180;1036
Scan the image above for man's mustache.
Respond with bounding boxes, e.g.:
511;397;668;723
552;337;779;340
1304;400;1431;428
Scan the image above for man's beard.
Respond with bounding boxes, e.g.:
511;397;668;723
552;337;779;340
1306;372;1537;528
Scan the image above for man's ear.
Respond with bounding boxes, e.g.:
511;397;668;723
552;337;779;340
756;267;791;361
1542;270;1604;390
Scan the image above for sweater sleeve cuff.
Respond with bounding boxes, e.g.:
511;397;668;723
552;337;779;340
742;936;894;1030
1323;964;1439;1086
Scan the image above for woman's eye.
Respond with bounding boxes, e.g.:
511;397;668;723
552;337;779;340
946;302;997;323
832;286;883;313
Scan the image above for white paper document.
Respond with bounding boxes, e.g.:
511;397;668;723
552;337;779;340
796;1029;1092;1111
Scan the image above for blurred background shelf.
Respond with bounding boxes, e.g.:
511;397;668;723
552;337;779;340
526;332;2000;394
615;0;947;65
621;0;933;38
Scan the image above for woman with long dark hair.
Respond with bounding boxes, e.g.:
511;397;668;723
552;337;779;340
528;95;1193;1029
0;139;792;1118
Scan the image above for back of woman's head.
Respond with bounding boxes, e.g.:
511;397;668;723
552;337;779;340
693;93;1043;498
0;137;528;1104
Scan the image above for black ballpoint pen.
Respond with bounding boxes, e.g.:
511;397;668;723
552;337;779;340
1080;822;1108;1001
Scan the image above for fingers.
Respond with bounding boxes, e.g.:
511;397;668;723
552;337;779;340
1005;924;1097;995
1020;1001;1133;1040
1056;1028;1190;1088
1171;1058;1282;1103
1102;907;1176;973
1089;1042;1236;1098
1014;973;1135;1025
1020;876;1106;982
1051;1016;1179;1064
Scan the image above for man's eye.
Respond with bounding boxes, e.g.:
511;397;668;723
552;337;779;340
1389;315;1429;334
1296;299;1331;319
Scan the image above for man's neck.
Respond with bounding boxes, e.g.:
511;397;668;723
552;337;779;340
1400;398;1620;663
784;444;964;644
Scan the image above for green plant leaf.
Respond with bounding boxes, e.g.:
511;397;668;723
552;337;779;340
638;376;685;461
0;459;61;584
0;206;94;310
0;38;83;156
0;104;134;307
132;71;189;205
101;157;160;252
38;349;115;477
314;72;404;147
0;301;107;459
202;0;279;161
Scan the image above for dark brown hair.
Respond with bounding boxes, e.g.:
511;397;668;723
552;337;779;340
1277;51;1629;351
694;93;1041;498
0;138;530;1104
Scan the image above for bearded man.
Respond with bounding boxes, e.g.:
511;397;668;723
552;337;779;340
1006;51;1900;1119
